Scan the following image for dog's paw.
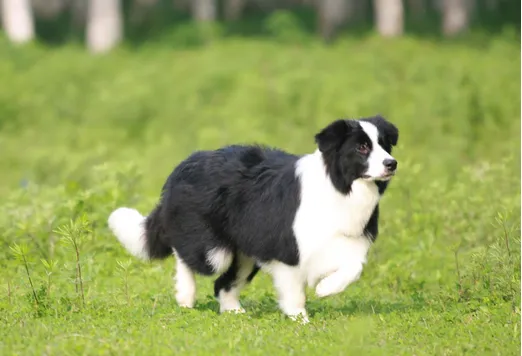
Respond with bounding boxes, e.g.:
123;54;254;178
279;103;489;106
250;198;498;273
219;298;245;314
220;306;246;314
288;310;309;324
176;293;195;308
315;275;346;298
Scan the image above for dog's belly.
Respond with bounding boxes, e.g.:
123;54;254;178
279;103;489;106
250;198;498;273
303;235;371;288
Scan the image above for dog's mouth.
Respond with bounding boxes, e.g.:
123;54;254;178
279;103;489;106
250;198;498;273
362;172;396;180
378;173;395;181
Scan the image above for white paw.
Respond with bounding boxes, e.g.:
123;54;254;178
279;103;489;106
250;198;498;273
315;276;346;298
220;306;246;314
288;310;309;324
218;289;245;314
176;293;195;308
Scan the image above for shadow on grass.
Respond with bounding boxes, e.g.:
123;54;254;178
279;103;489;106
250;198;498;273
306;298;426;318
191;292;426;320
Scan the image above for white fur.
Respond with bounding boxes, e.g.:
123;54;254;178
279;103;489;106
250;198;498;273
359;121;395;179
263;262;309;323
108;207;149;260
174;251;197;308
292;150;378;283
207;247;234;274
218;289;245;313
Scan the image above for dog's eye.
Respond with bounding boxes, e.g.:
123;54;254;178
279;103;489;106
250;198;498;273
357;143;370;155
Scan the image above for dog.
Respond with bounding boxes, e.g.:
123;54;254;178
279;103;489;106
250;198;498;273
108;115;399;323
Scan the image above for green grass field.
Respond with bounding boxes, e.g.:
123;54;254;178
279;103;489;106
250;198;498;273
0;30;520;355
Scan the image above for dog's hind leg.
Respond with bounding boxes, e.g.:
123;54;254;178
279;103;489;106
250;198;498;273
214;253;255;313
173;250;197;308
246;264;260;283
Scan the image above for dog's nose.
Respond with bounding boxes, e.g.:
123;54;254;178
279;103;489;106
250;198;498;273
383;159;397;172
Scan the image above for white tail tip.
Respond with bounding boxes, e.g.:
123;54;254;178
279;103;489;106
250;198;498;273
108;207;149;260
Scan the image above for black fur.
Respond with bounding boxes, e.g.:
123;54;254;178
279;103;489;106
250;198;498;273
361;115;399;147
314;118;395;195
213;252;240;296
143;205;172;259
143;145;301;297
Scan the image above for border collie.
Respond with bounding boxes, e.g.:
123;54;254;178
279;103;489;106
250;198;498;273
108;115;399;323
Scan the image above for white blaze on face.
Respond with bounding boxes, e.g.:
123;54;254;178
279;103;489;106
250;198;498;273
359;121;395;180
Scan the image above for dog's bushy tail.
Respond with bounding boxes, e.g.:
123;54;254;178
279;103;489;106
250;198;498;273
108;205;172;260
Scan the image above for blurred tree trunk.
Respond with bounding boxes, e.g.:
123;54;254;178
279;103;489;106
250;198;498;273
484;0;498;11
353;0;369;23
317;0;353;41
71;0;88;30
467;0;476;18
1;0;35;44
224;0;245;21
130;0;159;25
249;0;282;11
173;0;190;11
408;0;426;21
374;0;404;37
432;0;443;12
442;0;469;36
86;0;123;54
192;0;217;22
31;0;67;20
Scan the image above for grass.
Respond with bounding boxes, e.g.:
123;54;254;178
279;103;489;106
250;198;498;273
0;29;520;355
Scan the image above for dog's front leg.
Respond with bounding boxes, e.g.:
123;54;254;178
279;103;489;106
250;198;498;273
315;262;363;298
270;263;309;324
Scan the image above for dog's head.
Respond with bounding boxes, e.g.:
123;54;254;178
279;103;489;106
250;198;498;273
314;115;399;194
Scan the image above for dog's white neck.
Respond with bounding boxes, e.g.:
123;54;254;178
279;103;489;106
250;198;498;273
295;150;381;239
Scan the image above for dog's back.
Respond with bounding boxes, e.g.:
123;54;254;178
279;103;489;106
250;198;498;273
156;145;301;274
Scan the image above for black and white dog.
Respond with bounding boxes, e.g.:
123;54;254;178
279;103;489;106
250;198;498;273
108;115;398;323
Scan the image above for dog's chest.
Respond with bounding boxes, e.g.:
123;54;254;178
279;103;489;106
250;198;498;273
294;180;380;239
331;181;380;236
293;179;379;276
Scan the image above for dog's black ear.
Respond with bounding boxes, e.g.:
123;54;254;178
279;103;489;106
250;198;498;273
314;119;352;153
364;115;399;146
